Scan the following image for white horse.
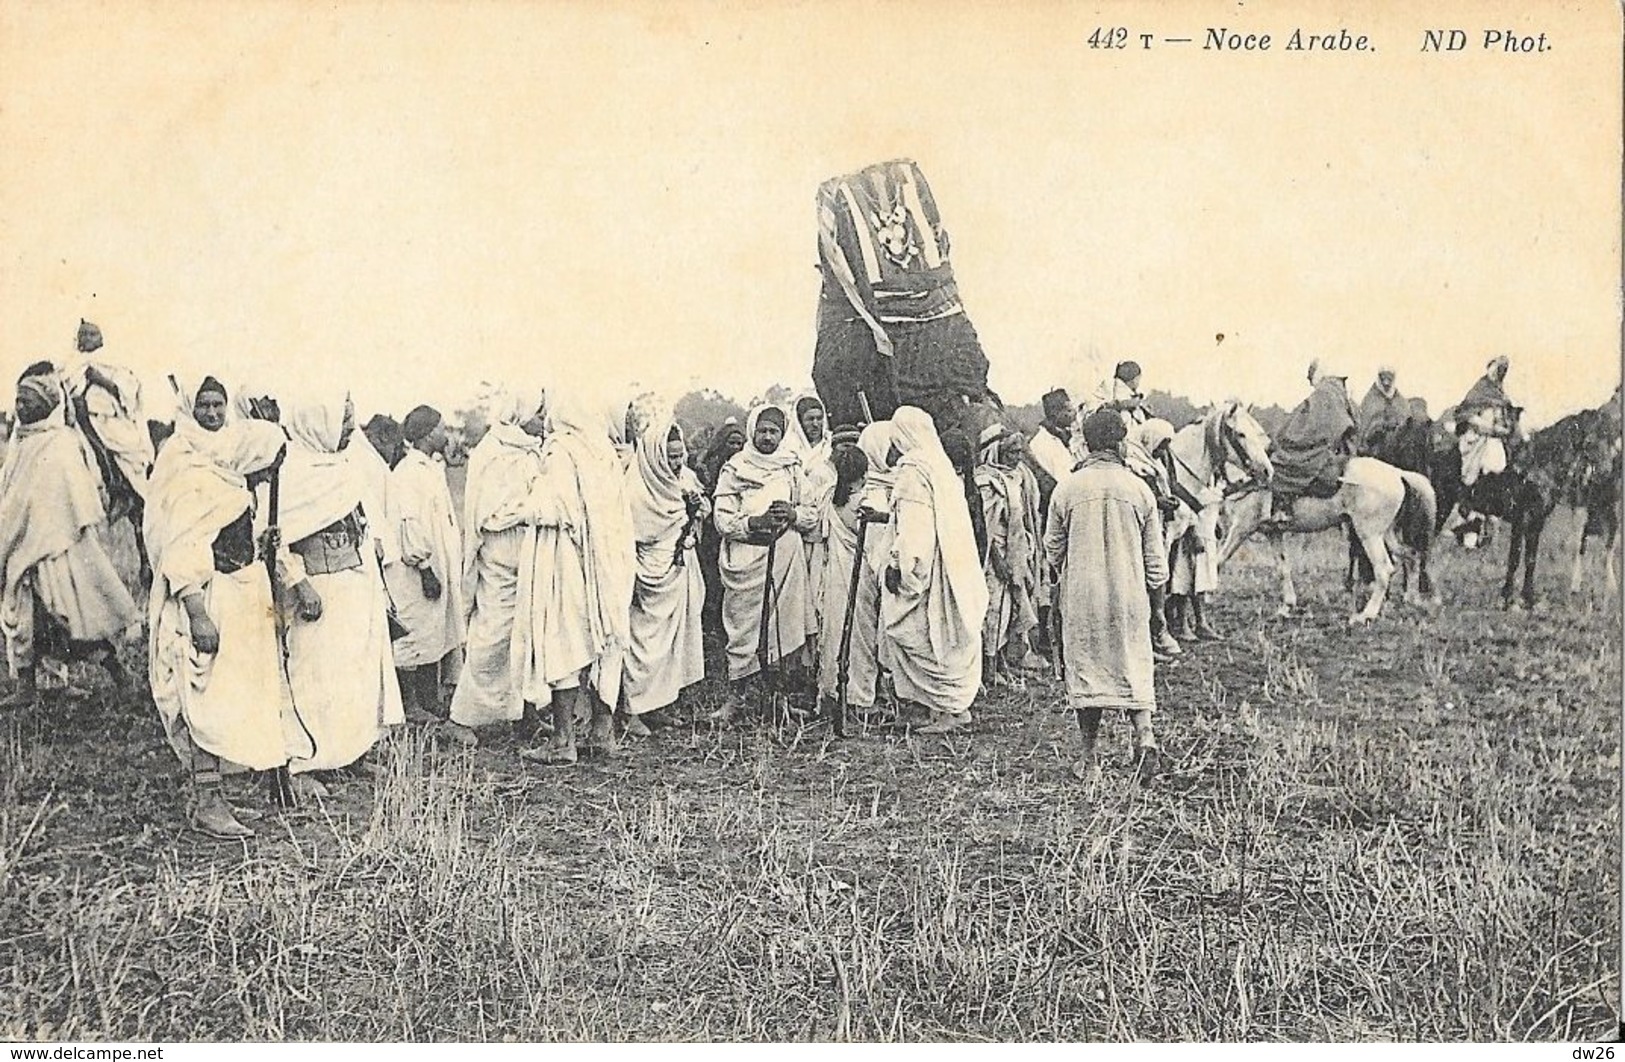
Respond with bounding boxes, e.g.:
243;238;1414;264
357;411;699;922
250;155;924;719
1217;438;1440;626
1166;401;1277;505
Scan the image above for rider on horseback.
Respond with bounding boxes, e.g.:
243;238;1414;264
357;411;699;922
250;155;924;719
1456;355;1524;487
1266;359;1359;527
1451;355;1526;548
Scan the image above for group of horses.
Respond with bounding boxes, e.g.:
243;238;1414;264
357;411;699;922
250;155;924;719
953;392;1619;626
1210;396;1622;622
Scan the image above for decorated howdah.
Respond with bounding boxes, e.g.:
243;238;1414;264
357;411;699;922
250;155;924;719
811;158;992;432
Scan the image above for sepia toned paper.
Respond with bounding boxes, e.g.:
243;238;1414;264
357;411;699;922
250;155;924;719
0;0;1618;422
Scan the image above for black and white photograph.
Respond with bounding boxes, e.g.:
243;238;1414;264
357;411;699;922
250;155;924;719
0;0;1620;1045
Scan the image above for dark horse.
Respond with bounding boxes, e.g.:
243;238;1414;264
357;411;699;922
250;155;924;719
1427;404;1619;609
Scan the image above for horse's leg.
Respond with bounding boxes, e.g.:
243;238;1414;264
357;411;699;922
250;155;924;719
1273;531;1297;617
1350;522;1396;626
1522;513;1544;610
1569;516;1588;595
1390;530;1420;606
1501;514;1523;608
1217;495;1264;568
1607;521;1620;595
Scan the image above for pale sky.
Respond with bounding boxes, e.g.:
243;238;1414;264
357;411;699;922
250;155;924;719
1;0;1619;427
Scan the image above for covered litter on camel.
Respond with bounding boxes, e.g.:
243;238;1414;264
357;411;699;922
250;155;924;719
810;159;992;434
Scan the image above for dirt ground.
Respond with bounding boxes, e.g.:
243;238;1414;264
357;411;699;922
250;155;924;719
1;509;1619;1041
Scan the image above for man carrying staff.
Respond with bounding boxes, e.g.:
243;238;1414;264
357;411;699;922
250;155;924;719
710;405;817;723
1044;410;1169;786
388;405;466;724
146;384;305;838
0;367;141;708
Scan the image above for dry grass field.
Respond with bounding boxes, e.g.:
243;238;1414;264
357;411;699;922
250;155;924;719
0;511;1618;1041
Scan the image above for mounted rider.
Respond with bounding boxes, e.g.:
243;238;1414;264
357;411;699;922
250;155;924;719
1358;366;1407;454
1094;361;1152;431
1456;355;1524;487
1267;359;1359;525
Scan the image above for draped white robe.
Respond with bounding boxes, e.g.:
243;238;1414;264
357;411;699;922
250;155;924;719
713;407;816;682
881;409;988;713
145;419;311;771
448;417;543;728
277;393;403;772
387;448;467;670
623;419;706;714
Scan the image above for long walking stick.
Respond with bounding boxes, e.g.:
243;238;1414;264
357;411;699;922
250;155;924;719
832;513;883;737
264;463;297;810
756;532;780;718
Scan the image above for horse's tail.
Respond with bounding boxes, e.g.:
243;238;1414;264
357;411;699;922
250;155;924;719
1397;471;1438;557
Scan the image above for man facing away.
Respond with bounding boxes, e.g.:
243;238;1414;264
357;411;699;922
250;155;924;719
1044;409;1169;787
1267;360;1359;526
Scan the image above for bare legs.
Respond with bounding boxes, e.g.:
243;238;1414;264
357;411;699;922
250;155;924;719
1071;708;1162;786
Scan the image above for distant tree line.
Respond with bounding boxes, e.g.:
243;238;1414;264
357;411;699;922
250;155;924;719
444;383;1294;464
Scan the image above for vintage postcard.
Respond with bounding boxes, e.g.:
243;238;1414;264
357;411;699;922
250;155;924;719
0;0;1619;1046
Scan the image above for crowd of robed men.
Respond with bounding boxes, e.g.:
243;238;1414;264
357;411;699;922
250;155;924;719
0;322;1543;837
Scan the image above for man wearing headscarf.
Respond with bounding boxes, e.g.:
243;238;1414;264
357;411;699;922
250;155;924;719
1456;355;1522;486
0;368;141;707
882;407;989;733
145;401;306;838
276;391;404;794
446;389;547;745
1123;419;1186;662
846;419;899;718
1154;417;1225;643
1358;366;1408;455
1095;360;1151;429
789;394;837;663
387;405;466;724
517;390;637;764
1045;410;1169;786
695;416;747;641
710;404;818;722
975;423;1042;685
623;415;709;734
1267;360;1360;524
813;441;872;711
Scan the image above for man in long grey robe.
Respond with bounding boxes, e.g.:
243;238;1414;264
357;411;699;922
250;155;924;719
1044;409;1168;786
